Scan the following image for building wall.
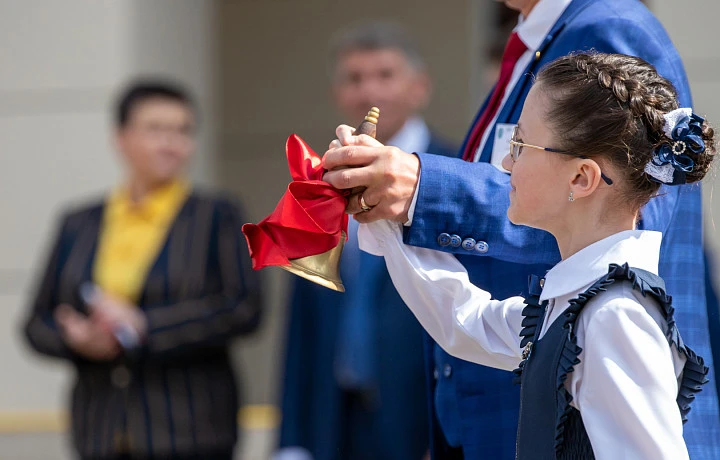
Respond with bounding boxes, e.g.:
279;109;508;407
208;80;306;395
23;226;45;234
0;0;130;418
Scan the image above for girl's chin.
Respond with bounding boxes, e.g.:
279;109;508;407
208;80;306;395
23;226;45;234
507;208;520;225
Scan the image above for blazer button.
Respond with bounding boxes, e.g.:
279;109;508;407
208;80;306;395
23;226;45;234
437;233;452;247
111;365;132;389
433;368;440;380
443;364;453;378
475;241;489;253
461;238;476;250
449;234;462;248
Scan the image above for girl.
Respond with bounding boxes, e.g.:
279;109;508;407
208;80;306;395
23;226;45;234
339;53;715;459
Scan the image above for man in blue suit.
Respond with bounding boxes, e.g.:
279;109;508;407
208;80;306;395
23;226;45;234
274;21;456;460
323;1;720;458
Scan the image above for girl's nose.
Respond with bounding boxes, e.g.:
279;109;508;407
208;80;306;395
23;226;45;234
501;153;513;173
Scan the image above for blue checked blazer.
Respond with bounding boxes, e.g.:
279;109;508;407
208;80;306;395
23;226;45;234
405;0;720;458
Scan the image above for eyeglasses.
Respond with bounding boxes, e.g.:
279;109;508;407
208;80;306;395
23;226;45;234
509;126;613;185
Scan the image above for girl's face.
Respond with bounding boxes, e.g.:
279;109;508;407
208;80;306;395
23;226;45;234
501;85;575;230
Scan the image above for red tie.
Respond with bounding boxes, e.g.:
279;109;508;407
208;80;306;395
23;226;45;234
462;32;528;162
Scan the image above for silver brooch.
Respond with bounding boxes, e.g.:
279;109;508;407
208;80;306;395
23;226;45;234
522;342;533;360
672;140;687;155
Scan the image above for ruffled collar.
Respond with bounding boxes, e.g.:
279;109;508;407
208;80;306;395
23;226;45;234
539;230;661;302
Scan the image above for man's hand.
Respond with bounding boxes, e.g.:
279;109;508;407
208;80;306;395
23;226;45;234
55;304;121;361
89;292;148;339
323;124;421;223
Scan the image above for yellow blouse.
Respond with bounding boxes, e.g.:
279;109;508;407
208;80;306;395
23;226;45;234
93;180;190;304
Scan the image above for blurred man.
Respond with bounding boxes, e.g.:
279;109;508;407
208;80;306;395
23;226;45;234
275;21;455;460
23;80;262;460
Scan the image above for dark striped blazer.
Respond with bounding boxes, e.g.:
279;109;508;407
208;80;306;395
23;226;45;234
23;191;262;459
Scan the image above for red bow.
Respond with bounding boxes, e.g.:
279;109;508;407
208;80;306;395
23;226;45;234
242;135;349;270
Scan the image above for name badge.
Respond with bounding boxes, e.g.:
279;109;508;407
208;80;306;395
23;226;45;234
490;123;517;172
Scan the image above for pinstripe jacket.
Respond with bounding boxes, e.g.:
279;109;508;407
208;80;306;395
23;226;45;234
24;192;262;458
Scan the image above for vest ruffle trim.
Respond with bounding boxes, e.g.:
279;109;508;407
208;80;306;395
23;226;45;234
512;263;709;456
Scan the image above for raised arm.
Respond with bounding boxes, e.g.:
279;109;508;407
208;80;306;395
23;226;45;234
358;219;526;371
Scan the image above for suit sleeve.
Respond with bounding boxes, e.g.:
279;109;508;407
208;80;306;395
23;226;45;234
404;154;561;265
141;199;262;358
404;14;690;265
23;213;76;360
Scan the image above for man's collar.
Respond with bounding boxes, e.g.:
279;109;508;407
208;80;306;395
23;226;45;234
387;116;431;153
515;0;573;51
107;179;190;221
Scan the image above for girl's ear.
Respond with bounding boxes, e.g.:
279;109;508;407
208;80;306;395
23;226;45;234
569;158;603;199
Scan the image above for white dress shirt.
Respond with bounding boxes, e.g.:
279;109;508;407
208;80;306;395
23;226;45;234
473;0;572;165
358;220;689;460
388;115;431;154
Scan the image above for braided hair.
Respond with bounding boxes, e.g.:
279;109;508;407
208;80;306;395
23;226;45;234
535;52;715;210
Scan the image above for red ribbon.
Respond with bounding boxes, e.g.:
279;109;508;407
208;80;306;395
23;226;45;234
242;134;349;270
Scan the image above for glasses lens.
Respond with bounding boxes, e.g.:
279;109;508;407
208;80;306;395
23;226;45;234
510;129;521;161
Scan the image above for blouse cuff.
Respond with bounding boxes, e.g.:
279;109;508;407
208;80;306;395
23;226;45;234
358;220;400;256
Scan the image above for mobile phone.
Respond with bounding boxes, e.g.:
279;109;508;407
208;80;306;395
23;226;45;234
77;282;142;354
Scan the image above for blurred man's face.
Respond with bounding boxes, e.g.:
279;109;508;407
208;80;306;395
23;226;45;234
115;98;195;187
332;48;430;142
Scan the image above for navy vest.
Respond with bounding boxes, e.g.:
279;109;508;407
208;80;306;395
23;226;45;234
512;263;709;459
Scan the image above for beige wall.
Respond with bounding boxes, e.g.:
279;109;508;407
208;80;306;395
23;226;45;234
0;0;129;417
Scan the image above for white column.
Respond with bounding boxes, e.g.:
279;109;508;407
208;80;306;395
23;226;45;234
0;0;131;418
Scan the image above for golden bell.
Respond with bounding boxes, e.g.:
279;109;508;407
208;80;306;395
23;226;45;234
278;107;378;292
280;231;346;292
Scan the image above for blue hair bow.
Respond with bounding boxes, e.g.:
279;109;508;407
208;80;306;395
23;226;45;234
645;109;705;185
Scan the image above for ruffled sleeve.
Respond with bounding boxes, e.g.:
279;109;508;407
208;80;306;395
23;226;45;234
573;286;688;460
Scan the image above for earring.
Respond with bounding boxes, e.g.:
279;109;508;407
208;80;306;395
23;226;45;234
568;191;574;202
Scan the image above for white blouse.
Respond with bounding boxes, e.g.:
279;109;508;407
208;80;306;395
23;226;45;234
358;220;688;460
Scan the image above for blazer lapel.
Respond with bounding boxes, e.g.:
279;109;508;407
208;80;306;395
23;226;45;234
137;194;196;307
477;0;597;164
58;205;104;306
